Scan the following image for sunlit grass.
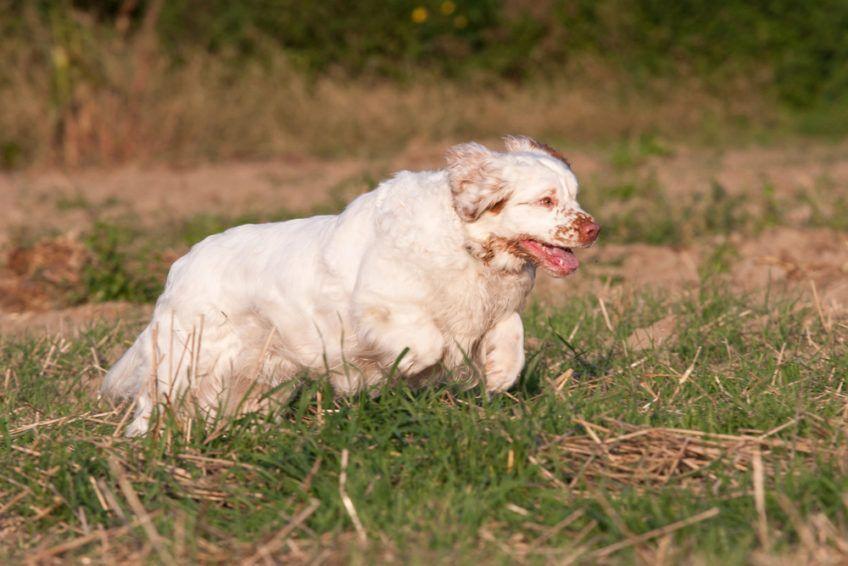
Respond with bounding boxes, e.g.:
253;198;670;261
2;285;845;563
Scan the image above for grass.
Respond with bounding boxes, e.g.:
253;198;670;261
1;283;846;563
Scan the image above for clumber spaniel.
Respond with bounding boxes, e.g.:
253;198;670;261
103;136;599;435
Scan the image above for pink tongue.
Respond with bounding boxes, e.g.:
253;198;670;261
544;246;579;275
521;240;579;276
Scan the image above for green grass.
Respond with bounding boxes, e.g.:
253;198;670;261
579;176;750;246
579;154;848;246
80;221;167;304
2;284;846;563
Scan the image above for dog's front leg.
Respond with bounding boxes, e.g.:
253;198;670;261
480;312;525;392
356;306;446;377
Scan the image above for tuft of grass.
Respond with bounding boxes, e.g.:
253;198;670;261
582;175;802;246
1;284;846;563
80;221;165;304
699;241;740;280
610;133;674;171
798;176;848;232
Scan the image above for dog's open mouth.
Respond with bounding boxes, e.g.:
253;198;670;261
518;239;579;276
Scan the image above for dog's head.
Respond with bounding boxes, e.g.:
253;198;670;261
447;136;599;277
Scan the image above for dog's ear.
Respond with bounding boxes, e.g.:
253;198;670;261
503;135;571;169
446;142;510;222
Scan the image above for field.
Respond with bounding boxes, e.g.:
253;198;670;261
2;2;848;564
1;137;847;564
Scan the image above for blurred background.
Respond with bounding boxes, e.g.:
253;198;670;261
2;0;847;168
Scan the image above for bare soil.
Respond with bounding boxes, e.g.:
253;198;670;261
0;302;151;337
536;226;848;317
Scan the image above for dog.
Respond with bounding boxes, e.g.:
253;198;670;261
102;136;599;435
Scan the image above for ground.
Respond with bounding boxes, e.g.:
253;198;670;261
1;138;847;563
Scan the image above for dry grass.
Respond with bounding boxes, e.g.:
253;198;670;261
538;418;840;492
0;7;774;170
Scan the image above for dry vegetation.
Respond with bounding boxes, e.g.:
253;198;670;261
3;44;764;169
0;2;787;170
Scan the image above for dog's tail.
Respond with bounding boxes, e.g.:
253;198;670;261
102;325;153;399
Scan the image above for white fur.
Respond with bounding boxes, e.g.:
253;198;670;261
103;137;596;435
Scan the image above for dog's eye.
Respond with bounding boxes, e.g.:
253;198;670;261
537;197;556;208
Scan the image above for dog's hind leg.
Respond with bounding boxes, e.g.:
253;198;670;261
104;310;220;436
102;323;158;436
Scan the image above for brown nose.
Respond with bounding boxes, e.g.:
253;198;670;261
579;220;600;243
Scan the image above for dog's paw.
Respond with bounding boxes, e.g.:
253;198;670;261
482;312;525;392
124;414;150;437
392;323;445;375
484;365;521;392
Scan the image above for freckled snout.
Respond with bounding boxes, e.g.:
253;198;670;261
576;217;600;244
580;221;601;244
554;213;601;247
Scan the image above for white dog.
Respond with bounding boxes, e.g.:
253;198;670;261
103;136;599;435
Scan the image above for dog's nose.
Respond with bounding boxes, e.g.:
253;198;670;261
579;220;600;243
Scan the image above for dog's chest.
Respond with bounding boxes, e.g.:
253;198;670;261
433;266;534;343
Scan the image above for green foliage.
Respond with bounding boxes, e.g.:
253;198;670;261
799;176;848;232
11;1;848;107
81;221;164;303
554;0;848;108
610;133;673;171
699;241;739;279
0;140;23;170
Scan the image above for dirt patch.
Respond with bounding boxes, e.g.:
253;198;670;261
0;156;377;249
534;243;701;303
0;234;90;312
731;227;848;315
652;143;848;199
591;243;700;289
535;226;848;319
0;301;151;337
626;314;678;351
